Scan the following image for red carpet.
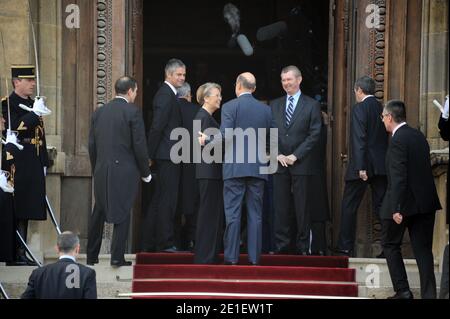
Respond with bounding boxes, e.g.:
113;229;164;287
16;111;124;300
136;253;349;268
132;253;358;299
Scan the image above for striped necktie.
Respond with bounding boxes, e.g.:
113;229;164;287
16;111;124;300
286;96;295;126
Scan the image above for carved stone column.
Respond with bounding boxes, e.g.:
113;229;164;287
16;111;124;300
93;0;128;254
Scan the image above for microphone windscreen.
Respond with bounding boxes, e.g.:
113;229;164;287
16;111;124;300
256;21;288;42
236;34;254;56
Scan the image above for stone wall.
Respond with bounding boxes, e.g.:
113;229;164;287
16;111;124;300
421;0;449;268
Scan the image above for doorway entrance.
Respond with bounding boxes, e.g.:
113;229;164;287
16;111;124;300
138;0;330;252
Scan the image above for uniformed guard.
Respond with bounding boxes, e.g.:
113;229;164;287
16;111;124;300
1;65;50;266
0;111;16;264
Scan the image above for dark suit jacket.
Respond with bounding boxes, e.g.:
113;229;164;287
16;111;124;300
220;94;273;181
147;83;182;160
179;98;201;215
195;108;222;180
89;98;150;224
380;125;441;220
21;258;97;299
345;96;388;181
438;116;450;224
270;93;322;175
2;92;49;221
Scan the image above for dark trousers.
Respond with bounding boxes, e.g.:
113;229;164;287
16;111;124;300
311;222;327;254
337;175;387;251
194;179;224;264
440;244;449;299
143;160;180;251
223;177;265;264
262;177;275;253
87;204;131;262
273;173;311;253
16;219;28;258
382;213;437;299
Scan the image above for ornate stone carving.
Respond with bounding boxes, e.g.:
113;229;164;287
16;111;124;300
368;0;387;101
95;0;113;108
94;0;113;252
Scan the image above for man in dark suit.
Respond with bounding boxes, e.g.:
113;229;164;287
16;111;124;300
335;76;388;256
270;65;322;255
175;82;200;251
200;73;273;265
2;65;50;266
87;76;151;267
22;232;97;299
437;94;449;299
144;58;186;252
381;100;441;299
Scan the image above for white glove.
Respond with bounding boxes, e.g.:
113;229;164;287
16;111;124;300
5;130;24;150
0;171;14;193
19;96;52;117
43;166;47;177
444;96;450;120
141;174;152;183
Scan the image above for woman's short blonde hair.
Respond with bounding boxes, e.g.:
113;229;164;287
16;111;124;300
196;82;221;105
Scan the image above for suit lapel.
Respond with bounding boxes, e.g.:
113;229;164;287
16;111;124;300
274;99;286;130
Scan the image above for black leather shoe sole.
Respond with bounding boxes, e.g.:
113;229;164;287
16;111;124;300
110;260;132;267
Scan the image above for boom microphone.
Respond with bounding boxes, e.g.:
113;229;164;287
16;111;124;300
236;34;254;56
256;21;288;42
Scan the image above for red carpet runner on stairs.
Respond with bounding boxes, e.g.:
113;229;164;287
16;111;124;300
132;253;358;299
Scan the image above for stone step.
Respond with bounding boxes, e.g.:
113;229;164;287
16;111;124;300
1;255;444;299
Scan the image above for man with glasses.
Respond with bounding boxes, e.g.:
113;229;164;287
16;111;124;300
380;100;440;299
334;76;388;257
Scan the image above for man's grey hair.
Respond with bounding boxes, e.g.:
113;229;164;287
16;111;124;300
165;58;186;77
177;82;191;98
281;65;302;78
57;231;80;254
384;100;407;124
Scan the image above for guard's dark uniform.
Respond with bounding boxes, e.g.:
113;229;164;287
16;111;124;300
2;92;49;220
1;66;49;265
0;139;17;263
1;66;49;221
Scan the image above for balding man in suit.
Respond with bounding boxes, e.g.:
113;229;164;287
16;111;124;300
200;73;273;265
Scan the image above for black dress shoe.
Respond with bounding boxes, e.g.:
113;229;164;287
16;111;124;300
376;251;385;258
224;261;238;265
160;246;179;253
311;251;325;256
248;262;259;266
274;248;290;255
6;260;28;266
297;251;310;256
13;255;38;266
387;290;414;299
110;260;132;267
86;258;99;266
330;247;353;257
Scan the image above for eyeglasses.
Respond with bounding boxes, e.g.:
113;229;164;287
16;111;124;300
380;113;391;120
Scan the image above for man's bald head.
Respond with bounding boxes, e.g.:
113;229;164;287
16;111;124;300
236;72;256;91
